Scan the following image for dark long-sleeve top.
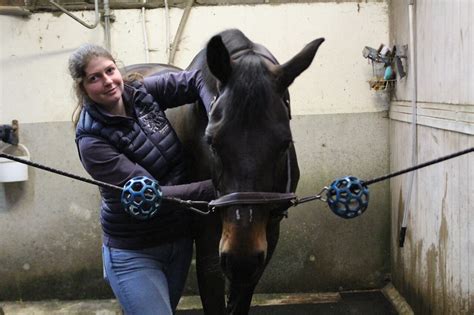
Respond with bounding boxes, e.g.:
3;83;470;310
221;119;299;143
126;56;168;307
76;70;214;249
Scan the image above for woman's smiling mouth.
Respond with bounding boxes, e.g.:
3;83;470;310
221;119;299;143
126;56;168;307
105;87;117;95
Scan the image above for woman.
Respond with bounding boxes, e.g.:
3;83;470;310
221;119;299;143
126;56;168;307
68;44;214;315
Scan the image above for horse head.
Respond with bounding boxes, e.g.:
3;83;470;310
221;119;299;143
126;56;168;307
204;31;324;284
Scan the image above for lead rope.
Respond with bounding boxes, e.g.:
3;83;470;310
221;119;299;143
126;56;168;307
1;147;473;215
288;147;474;205
0;152;122;191
0;152;210;215
362;147;473;186
363;146;473;247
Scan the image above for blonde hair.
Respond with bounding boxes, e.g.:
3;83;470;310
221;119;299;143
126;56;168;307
68;44;116;127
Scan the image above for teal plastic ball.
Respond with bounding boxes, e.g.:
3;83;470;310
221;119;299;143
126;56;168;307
326;176;369;219
121;176;162;220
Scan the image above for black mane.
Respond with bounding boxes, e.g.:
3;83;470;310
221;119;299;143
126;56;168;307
189;29;277;126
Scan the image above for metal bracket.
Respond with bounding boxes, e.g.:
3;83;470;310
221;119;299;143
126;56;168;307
48;0;100;29
0;120;19;145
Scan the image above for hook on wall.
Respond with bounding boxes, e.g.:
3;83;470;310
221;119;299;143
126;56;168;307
0;120;19;145
0;120;30;182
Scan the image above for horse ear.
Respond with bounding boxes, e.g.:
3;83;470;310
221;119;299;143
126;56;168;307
206;35;232;85
276;38;325;92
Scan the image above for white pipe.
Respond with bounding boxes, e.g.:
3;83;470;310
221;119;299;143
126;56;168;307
168;0;194;65
0;6;32;17
382;283;415;314
141;0;150;63
104;0;112;51
400;0;417;245
164;0;171;61
49;0;99;29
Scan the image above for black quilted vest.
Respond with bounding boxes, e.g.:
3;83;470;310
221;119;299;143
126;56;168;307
76;82;191;249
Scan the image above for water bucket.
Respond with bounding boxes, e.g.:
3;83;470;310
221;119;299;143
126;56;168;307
0;144;30;182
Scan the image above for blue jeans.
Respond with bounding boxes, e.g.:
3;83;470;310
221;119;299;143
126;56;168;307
102;238;193;315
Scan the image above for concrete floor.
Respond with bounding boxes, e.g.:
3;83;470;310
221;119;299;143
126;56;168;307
178;291;397;315
1;288;409;315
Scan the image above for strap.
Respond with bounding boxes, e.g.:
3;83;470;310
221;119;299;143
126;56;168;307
209;191;296;208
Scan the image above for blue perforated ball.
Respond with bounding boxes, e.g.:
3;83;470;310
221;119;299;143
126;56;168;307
121;176;162;220
326;176;369;219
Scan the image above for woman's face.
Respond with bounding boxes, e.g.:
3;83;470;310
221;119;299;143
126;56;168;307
82;56;124;110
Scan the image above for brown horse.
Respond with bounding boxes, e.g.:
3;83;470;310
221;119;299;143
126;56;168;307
125;29;324;314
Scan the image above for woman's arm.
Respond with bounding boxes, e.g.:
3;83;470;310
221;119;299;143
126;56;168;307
77;136;215;201
143;70;214;113
161;180;215;202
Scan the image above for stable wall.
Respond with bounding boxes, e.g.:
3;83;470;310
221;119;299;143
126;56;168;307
389;0;474;313
0;1;391;300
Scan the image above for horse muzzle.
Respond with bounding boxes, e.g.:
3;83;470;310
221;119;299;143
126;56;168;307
218;204;269;284
220;250;266;285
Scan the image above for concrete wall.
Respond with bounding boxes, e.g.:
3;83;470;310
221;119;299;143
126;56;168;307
0;1;391;300
389;0;474;313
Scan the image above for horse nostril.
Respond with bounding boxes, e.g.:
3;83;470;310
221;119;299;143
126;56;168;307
220;251;266;282
257;251;265;266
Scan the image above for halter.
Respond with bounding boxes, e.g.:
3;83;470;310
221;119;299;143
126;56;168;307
208;191;296;208
205;45;294;214
208;151;298;217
